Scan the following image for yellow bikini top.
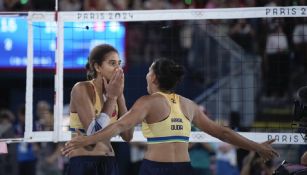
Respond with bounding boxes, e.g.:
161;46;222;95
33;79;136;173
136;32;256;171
69;80;118;133
142;92;191;144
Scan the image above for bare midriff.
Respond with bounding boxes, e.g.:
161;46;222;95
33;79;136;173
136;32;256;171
70;133;115;157
144;142;190;162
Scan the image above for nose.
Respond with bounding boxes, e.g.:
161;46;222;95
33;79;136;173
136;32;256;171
116;64;121;68
115;61;122;68
114;67;123;74
115;67;123;71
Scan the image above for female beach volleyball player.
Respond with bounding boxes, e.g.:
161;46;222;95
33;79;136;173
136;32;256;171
63;58;278;175
66;44;133;175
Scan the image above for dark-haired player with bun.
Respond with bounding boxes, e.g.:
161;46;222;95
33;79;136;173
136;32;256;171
63;58;278;175
66;44;133;175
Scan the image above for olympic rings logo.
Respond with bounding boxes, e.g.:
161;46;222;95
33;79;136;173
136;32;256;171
191;11;204;17
191;133;205;140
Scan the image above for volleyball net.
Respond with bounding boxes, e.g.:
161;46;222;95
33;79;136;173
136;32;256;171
1;6;307;144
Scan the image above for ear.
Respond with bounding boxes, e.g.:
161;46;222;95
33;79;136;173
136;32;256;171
94;63;100;73
152;74;158;85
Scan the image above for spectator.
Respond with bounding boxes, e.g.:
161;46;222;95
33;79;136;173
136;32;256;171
189;105;215;175
3;0;23;11
292;18;307;73
59;0;82;11
229;19;256;53
229;111;250;171
0;109;18;175
189;141;214;175
264;21;289;98
215;142;240;175
32;0;54;10
15;105;38;175
35;100;53;131
0;0;4;10
143;0;169;9
83;0;114;11
214;119;240;175
36;142;63;175
34;101;63;175
240;151;274;175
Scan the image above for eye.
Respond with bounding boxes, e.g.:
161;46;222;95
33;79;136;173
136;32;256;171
110;60;116;66
107;60;121;67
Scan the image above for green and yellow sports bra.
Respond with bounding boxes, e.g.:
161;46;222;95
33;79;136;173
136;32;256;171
69;80;118;134
142;92;191;144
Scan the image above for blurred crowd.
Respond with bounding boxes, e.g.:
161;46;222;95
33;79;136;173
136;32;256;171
0;101;65;175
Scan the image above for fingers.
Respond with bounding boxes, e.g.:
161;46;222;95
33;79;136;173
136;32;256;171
109;69;118;82
104;68;124;99
257;141;279;162
261;149;279;161
76;129;82;136
106;69;123;89
264;139;276;145
61;139;83;157
102;77;107;89
61;142;74;157
64;141;74;151
264;139;279;157
110;68;122;82
61;147;76;157
113;68;124;83
271;149;279;157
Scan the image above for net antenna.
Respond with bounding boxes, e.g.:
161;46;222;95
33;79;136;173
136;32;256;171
55;0;58;12
2;6;306;144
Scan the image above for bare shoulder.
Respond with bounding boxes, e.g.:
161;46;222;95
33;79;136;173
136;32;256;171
70;81;94;111
131;94;161;110
71;81;93;95
134;95;153;104
178;95;196;107
178;95;197;120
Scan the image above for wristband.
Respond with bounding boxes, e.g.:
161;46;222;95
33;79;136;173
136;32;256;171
86;113;110;136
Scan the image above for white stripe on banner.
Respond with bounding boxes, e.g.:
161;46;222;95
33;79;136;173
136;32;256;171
58;6;307;22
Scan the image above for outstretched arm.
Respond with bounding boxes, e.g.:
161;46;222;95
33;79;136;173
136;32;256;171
192;103;278;162
62;96;150;156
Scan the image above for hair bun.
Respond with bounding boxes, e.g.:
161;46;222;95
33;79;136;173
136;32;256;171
171;64;185;78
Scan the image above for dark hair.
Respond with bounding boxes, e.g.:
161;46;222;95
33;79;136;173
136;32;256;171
17;105;25;116
0;109;14;122
86;44;118;80
298;86;307;104
293;86;307;121
152;58;185;92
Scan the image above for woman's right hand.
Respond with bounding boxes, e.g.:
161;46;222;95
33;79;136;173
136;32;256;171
256;139;279;162
61;133;94;157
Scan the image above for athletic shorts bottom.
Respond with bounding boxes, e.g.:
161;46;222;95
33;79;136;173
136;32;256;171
139;159;195;175
65;156;119;175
